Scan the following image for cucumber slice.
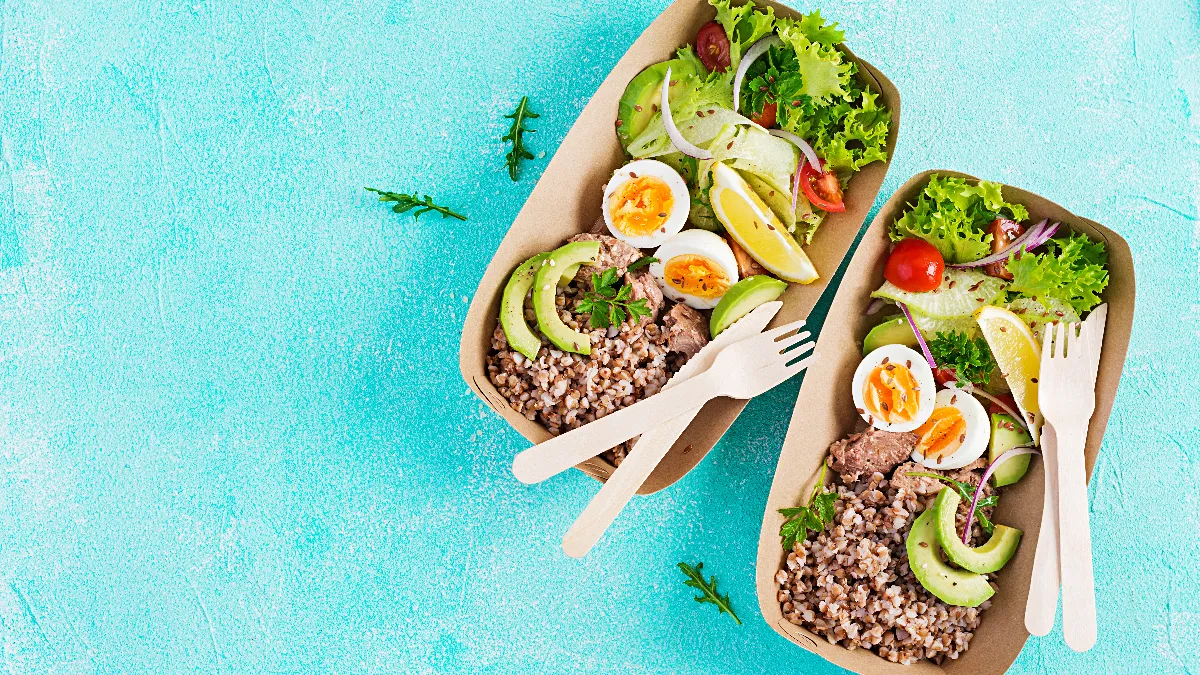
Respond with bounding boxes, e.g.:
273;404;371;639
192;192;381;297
912;312;980;339
1006;297;1080;343
871;269;1008;319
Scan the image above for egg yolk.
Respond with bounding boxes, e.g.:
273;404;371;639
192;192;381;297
609;176;674;237
662;254;730;299
914;406;967;462
862;363;921;423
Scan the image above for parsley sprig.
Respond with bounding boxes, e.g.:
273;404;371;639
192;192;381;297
364;188;467;221
905;472;999;536
778;463;838;550
927;331;997;387
502;96;539;182
576;265;654;329
677;562;742;625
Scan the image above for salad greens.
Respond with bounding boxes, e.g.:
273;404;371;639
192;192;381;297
576;267;654;329
906;472;1000;536
364;188;467;221
677;562;742;625
889;174;1029;264
927;331;997;386
778;463;837;550
1008;232;1109;315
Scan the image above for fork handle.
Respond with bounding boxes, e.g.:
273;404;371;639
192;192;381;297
561;406;700;557
1025;423;1060;636
1057;421;1096;651
510;369;722;485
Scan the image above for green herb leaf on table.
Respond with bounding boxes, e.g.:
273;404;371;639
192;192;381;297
905;472;998;536
677;562;742;625
778;463;837;551
577;267;652;330
502;96;539;182
364;188;467;221
1007;232;1109;315
927;331;997;387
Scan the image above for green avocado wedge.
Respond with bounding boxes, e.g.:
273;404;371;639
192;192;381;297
906;507;995;607
932;488;1023;575
989;413;1033;486
616;58;701;149
862;316;920;355
710;276;787;337
532;241;601;355
499;252;551;360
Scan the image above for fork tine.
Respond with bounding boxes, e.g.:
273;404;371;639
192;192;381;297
784;351;820;374
779;330;812;353
762;319;807;342
1055;321;1067;359
1067;322;1084;360
1042;319;1055;364
780;337;816;363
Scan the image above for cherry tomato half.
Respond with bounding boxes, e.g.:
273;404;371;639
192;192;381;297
982;218;1023;281
987;393;1019;416
749;101;777;128
933;368;959;387
884;238;945;293
695;22;731;72
799;159;846;213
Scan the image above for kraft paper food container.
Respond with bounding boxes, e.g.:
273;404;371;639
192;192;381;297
459;0;901;494
755;170;1136;674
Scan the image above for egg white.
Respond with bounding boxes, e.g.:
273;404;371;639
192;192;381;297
649;230;739;310
911;388;991;470
602;159;691;248
850;344;936;433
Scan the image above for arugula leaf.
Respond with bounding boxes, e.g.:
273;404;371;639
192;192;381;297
778;463;837;550
677;562;742;625
905;472;998;536
579;267;652;329
502;96;539;182
364;188;467;221
927;331;997;386
1007;233;1109;314
889;175;1029;263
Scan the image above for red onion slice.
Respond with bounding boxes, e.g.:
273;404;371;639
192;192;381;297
768;129;821;173
734;35;782;113
962;446;1040;543
949;220;1058;269
864;298;886;316
661;67;713;160
899;302;937;369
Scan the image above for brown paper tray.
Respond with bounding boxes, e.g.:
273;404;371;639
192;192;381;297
459;0;901;494
755;170;1136;674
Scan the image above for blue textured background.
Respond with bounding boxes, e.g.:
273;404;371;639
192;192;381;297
2;0;1198;673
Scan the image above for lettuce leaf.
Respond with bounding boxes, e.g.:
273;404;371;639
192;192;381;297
710;0;776;70
1007;233;1109;314
889;175;1028;264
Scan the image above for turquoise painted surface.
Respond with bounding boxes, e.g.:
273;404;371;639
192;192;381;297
1;0;1198;672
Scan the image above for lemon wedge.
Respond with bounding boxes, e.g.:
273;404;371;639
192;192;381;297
975;305;1043;443
709;161;818;284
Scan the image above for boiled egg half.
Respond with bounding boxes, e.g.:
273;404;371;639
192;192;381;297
649;230;739;310
602;159;690;248
910;388;990;470
851;344;936;433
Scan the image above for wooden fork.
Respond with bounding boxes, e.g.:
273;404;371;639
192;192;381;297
1038;309;1106;652
511;319;816;485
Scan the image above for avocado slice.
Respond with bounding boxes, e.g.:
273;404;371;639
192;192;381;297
710;276;787;337
906;507;995;607
738;170;815;232
989;413;1033;487
500;252;551;360
616;58;701;149
532;241;601;355
932;487;1023;575
862;316;920;355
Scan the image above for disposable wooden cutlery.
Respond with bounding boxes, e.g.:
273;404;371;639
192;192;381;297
1037;305;1107;652
560;302;789;558
511;318;817;485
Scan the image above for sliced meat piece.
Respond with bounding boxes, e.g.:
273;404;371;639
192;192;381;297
663;302;710;359
826;428;918;484
726;235;770;278
625;268;663;325
588;215;607;235
567;233;643;288
887;461;947;496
